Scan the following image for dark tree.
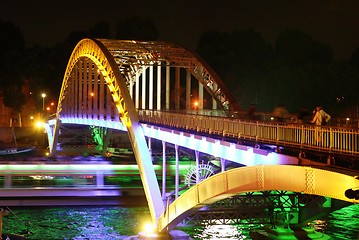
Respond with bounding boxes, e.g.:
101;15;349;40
0;20;24;55
115;16;159;41
2;85;25;113
196;29;274;109
0;20;26;115
275;29;332;66
350;47;359;68
87;21;111;39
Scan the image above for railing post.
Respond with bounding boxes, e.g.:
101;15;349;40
300;125;304;147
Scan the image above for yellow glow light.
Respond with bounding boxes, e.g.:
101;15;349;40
143;222;155;234
36;121;44;128
193;101;199;108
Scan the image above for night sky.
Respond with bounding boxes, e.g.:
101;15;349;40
2;0;359;60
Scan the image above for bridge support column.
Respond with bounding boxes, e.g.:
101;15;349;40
157;64;161;110
212;82;217;110
186;70;191;110
135;71;140;109
148;137;153;162
149;66;153;110
96;171;104;187
175;144;180;199
50;119;61;156
142;66;146;109
165;63;170;110
4;174;11;188
162;141;167;200
101;129;112;156
195;150;200;184
199;80;203;110
175;67;180;110
220;158;226;172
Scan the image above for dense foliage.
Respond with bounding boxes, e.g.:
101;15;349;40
197;29;359;117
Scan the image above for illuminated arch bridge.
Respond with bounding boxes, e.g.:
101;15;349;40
48;38;359;233
49;38;239;228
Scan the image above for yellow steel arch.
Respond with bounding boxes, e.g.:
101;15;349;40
85;38;240;112
55;38;164;226
157;165;359;232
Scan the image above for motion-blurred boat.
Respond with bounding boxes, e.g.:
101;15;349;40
0;146;35;156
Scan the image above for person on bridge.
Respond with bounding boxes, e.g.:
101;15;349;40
311;106;331;126
311;105;331;143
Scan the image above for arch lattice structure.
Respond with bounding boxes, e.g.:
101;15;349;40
157;165;359;232
52;38;239;227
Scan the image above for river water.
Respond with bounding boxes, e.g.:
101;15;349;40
2;204;358;239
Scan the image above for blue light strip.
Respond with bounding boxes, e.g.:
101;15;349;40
48;117;299;166
141;124;299;166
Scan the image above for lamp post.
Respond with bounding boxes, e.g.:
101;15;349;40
41;93;46;112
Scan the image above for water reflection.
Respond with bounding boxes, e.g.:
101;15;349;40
2;206;151;240
190;222;253;239
1;204;358;239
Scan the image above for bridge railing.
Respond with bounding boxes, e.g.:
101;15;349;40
139;110;359;157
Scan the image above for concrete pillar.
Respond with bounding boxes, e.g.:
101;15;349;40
129;78;134;99
195;150;200;184
149;65;153;110
166;63;170;110
162;141;167;199
213;82;218;110
74;65;79;118
50;118;61;156
96;171;104;187
83;58;88;118
4;174;11;188
79;59;83;118
93;65;99;119
135;71;140;109
142;66;146;109
87;61;93;118
175;67;180;110
157;64;161;110
220;158;226;172
148;137;152;162
186;70;191;110
175;144;180;199
199;81;203;110
99;74;105;120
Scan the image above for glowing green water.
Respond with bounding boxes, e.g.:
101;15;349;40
2;204;358;239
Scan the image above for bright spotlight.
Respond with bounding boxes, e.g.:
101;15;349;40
143;223;155;234
138;222;158;239
36;121;44;128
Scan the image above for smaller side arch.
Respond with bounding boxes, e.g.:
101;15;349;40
157;165;359;232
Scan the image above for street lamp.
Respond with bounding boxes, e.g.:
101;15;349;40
41;93;46;111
